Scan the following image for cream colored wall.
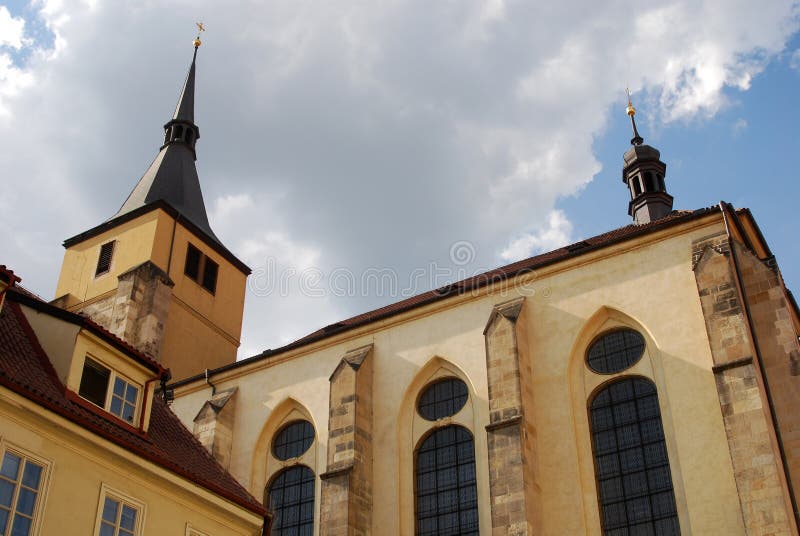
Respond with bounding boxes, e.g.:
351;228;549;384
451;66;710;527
55;211;160;303
19;304;81;384
171;214;745;535
0;391;262;536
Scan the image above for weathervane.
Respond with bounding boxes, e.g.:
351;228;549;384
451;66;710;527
625;87;644;146
193;22;205;48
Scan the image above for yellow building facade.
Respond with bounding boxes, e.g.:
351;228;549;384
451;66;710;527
0;276;265;535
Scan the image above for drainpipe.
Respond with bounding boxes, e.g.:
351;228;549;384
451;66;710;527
720;201;800;529
204;368;216;396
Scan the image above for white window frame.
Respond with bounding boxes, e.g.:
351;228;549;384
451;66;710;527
93;484;146;536
79;356;142;425
0;441;52;536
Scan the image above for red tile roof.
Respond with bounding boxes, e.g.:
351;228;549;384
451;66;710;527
174;206;725;385
0;297;264;516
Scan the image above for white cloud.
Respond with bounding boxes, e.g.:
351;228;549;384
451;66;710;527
0;6;25;49
500;210;574;262
0;0;797;357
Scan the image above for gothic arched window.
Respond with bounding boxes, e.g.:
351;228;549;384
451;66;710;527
590;377;680;535
273;420;315;461
415;425;479;536
267;465;315;536
417;378;468;421
587;329;645;374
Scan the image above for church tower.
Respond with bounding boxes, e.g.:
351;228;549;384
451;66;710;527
622;94;674;224
53;31;250;380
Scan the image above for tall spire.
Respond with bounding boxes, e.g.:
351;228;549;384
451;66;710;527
113;24;220;243
621;92;674;224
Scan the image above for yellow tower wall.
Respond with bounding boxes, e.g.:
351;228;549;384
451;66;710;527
54;207;247;380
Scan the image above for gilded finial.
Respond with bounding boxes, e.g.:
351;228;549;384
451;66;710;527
625;87;644;146
193;22;205;48
626;87;636;117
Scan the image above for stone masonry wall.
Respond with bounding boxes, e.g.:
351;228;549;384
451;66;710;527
693;234;796;535
320;345;373;536
192;388;237;470
109;261;173;359
483;297;539;536
736;241;800;519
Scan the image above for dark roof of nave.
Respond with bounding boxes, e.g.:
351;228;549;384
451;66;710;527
0;294;265;515
174;205;736;386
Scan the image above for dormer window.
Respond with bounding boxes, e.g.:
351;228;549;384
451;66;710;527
95;241;115;277
184;243;218;294
78;357;140;424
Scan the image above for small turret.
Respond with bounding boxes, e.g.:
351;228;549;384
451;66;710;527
622;92;674;224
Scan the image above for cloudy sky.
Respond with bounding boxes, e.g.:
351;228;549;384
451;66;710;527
1;0;798;358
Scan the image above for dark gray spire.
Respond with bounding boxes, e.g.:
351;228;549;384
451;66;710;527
622;96;673;224
172;47;197;123
113;40;220;243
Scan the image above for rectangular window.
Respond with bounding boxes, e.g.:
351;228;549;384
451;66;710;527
201;259;218;294
94;486;144;536
95;241;116;277
184;244;201;280
79;358;111;407
184;243;219;295
78;357;140;425
0;449;48;536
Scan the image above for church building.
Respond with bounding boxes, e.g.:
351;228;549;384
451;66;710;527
30;34;800;536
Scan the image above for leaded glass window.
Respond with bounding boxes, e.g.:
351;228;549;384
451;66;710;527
590;378;680;535
267;466;315;536
417;378;468;421
415;426;479;536
587;329;646;374
273;421;315;461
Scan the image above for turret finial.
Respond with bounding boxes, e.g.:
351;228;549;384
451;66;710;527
193;22;205;48
626;88;644;146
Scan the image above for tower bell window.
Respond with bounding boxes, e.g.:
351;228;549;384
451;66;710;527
184;243;219;294
95;241;115;277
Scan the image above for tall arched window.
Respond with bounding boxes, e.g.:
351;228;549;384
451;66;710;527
266;420;316;536
589;377;680;535
267;465;315;536
415;425;479;536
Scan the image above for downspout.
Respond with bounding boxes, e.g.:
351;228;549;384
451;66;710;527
720;201;800;529
204;368;216;396
166;214;180;277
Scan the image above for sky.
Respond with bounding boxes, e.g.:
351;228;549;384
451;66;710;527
1;0;798;358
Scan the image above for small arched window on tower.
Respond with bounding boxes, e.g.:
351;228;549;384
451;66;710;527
657;174;665;191
632;176;642;197
644;172;656;193
174;125;184;142
185;129;194;144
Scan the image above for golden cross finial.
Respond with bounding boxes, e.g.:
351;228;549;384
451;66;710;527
626;87;636;117
193;22;205;47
